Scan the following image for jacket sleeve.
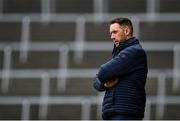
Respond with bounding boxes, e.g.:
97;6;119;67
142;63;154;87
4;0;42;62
97;47;140;83
93;74;107;91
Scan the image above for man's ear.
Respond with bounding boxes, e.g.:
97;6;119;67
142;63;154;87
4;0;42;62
124;26;131;36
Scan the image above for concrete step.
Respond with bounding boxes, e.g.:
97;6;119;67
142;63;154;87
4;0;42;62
0;105;21;119
160;0;180;13
108;0;146;13
0;22;21;42
3;0;41;14
31;22;75;42
140;22;180;41
56;0;93;13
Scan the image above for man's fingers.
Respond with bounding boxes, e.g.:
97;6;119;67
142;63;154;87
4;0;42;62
104;79;118;88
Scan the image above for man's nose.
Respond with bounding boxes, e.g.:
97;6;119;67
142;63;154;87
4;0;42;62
111;34;114;40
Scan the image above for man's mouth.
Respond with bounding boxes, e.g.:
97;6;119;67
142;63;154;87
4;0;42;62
114;41;119;47
114;40;119;44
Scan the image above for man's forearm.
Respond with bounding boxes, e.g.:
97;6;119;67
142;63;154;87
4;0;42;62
93;76;106;91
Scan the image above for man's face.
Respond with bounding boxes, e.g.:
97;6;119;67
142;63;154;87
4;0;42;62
109;23;127;47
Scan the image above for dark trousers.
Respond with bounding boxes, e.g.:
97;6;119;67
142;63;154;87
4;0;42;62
109;114;143;120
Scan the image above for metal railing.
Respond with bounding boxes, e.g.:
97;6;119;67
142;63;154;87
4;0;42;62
0;41;180;119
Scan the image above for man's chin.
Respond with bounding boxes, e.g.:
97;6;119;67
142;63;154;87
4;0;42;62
115;43;120;47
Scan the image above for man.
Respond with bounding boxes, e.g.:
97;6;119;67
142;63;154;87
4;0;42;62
93;17;148;120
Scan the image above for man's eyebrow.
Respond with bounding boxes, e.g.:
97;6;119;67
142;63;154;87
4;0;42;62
110;30;117;34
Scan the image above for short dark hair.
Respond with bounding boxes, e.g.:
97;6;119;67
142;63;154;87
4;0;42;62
110;17;133;36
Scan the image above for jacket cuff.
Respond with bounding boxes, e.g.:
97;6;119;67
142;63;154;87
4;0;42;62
93;77;106;92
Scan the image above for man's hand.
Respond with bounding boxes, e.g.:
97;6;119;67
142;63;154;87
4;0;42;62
104;78;118;88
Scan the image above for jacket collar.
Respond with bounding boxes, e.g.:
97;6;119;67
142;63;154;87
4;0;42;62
115;37;139;49
112;37;139;55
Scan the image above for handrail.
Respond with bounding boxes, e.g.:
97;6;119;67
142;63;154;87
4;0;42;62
0;41;179;51
0;13;180;22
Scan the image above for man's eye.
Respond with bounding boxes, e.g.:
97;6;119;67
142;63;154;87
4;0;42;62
110;31;116;35
114;31;118;34
112;31;117;34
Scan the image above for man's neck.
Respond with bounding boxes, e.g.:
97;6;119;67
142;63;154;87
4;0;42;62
125;35;132;41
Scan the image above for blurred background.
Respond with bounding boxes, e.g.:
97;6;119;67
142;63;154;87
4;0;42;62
0;0;180;120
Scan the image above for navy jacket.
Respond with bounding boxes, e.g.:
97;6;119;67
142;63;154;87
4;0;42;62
93;37;148;119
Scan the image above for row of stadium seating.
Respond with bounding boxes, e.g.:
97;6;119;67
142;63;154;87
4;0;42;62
0;0;180;120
